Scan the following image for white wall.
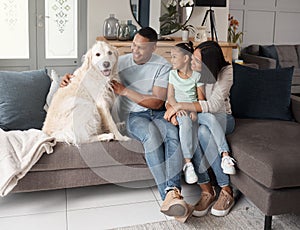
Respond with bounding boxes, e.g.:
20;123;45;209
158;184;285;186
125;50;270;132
229;0;300;47
87;0;229;48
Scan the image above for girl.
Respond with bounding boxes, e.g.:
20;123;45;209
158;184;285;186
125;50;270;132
164;41;205;184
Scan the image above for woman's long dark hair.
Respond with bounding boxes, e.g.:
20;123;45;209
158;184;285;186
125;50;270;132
195;41;230;80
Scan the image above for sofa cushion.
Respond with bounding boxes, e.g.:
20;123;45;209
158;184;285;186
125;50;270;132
292;70;300;95
296;45;300;67
227;119;300;189
44;69;61;112
0;69;51;131
231;63;294;121
276;45;299;68
31;139;146;171
245;44;260;55
291;95;300;123
259;45;280;68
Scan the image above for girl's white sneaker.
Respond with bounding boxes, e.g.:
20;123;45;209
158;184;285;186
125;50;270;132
221;156;236;175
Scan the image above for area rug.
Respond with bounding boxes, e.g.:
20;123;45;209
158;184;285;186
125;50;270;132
113;204;300;230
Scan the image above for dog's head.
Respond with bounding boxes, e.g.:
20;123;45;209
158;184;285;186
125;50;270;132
81;41;119;79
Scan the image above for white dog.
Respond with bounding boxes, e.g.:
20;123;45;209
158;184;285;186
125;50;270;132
42;41;129;145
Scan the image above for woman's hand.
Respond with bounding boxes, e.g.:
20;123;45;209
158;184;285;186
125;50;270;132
111;80;127;96
60;73;73;87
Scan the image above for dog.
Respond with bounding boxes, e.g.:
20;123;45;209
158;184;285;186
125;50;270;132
42;41;130;145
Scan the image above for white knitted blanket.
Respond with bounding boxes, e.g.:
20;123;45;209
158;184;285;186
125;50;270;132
0;128;56;196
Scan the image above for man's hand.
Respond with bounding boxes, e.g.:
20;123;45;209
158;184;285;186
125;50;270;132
60;73;73;87
111;80;127;96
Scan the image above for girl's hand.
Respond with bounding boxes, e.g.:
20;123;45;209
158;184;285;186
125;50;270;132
164;106;177;121
170;115;178;126
190;111;197;121
176;110;188;117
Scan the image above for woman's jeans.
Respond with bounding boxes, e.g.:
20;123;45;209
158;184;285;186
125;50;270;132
126;110;182;200
192;113;235;187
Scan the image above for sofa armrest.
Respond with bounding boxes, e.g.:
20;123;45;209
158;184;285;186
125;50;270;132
291;95;300;123
241;53;277;69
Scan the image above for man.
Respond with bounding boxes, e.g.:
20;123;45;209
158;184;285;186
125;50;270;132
61;27;192;222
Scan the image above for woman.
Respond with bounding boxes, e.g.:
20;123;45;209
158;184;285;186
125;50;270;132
164;41;236;217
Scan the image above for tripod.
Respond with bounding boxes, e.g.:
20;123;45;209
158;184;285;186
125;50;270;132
201;6;218;42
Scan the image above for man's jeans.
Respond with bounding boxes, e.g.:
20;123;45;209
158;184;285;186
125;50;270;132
126;110;182;200
193;113;235;187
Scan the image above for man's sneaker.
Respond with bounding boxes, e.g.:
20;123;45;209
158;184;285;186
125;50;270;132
183;162;198;184
193;188;216;217
160;188;188;217
175;203;194;223
211;189;235;217
221;156;236;175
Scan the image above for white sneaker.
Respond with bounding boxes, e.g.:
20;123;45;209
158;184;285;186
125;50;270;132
183;162;198;184
221;156;236;175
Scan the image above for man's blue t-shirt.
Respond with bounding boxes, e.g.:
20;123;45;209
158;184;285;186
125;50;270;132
116;53;171;120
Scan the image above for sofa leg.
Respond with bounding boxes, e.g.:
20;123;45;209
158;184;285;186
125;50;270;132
264;215;272;230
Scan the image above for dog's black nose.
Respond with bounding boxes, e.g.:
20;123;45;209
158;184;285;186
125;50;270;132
103;61;110;68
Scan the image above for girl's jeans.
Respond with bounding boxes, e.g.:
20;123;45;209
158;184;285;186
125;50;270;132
177;115;198;160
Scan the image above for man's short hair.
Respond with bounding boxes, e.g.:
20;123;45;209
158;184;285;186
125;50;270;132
137;27;158;42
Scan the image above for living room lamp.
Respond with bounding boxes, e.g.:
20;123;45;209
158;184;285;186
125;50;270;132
195;0;227;42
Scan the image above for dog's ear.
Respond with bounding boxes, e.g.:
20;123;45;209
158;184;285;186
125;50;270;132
111;46;119;77
73;48;92;77
80;48;92;72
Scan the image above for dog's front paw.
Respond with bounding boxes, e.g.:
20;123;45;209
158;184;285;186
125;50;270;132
116;135;131;141
97;133;114;142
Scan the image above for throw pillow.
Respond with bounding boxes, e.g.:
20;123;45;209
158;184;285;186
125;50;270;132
0;69;51;131
44;69;61;112
230;63;294;121
259;45;281;68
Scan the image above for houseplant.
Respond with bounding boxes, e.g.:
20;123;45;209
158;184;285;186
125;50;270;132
227;14;243;44
181;24;195;41
227;14;243;59
159;0;194;36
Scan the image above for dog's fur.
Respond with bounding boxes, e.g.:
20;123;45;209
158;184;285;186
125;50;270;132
42;41;129;145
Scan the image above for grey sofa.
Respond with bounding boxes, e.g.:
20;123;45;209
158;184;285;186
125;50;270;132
227;95;300;230
12;140;153;193
2;67;300;230
241;44;300;95
0;69;153;193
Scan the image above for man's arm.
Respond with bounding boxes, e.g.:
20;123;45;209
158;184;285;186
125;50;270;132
112;80;167;110
60;73;73;87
